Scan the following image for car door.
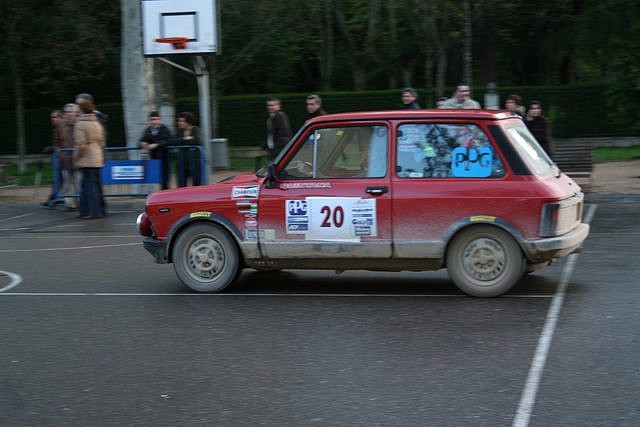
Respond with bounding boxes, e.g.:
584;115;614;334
258;122;392;259
392;120;508;259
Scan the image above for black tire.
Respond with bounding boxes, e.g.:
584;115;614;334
172;223;240;292
446;225;525;297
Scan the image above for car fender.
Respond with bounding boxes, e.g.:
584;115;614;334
164;212;243;263
442;215;527;257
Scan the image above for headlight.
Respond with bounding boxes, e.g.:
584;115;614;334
539;193;584;237
136;213;153;236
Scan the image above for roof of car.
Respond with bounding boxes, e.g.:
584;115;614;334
306;109;520;124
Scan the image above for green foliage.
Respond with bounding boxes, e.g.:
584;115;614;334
594;146;640;162
2;84;637;155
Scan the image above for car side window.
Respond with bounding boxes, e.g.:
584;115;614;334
396;123;505;178
280;125;387;179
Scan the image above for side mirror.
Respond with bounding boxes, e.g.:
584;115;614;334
265;164;278;189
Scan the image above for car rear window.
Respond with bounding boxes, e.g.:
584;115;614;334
505;125;554;175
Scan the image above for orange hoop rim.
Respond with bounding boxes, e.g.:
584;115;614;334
155;37;189;49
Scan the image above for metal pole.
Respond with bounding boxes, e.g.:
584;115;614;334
194;56;211;185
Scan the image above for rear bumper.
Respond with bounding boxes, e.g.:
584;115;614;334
521;223;590;262
143;237;167;264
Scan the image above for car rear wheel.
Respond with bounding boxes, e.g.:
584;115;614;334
446;225;525;297
172;223;240;292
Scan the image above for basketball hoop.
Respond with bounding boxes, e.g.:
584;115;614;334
155;37;189;50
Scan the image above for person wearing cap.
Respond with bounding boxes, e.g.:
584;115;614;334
306;94;326;119
140;111;172;189
441;84;481;109
401;88;421;109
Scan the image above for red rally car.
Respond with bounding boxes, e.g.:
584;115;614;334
137;110;590;297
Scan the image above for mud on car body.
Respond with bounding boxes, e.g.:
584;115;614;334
137;110;589;297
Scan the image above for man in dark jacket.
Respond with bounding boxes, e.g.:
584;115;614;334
401;87;421;109
306;94;327;118
140;111;172;189
264;97;292;160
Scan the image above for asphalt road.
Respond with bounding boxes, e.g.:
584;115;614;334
0;196;638;426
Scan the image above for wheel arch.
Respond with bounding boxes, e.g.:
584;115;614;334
165;213;243;264
442;216;526;267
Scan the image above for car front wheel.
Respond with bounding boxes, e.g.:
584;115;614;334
172;223;240;292
446;225;525;297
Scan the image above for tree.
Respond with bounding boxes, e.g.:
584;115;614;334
334;0;381;90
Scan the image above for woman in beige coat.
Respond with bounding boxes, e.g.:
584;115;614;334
73;99;106;218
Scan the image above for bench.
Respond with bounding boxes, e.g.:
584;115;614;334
553;140;594;191
229;146;269;171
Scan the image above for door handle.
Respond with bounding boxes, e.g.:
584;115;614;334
366;186;388;195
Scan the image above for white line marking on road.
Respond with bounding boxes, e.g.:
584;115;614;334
0;213;33;224
512;203;597;427
0;228;29;231
0;292;553;298
0;270;23;292
0;242;141;253
0;184;17;189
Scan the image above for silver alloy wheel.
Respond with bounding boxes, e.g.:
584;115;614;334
186;237;225;281
172;223;241;293
461;237;506;283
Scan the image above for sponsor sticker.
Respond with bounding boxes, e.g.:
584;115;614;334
470;215;496;222
245;218;258;228
232;185;260;199
245;229;258;240
286;199;309;234
279;182;332;190
190;212;211;218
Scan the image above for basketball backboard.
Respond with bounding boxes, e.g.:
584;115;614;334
142;0;218;56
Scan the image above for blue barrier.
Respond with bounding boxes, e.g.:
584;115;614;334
49;145;207;206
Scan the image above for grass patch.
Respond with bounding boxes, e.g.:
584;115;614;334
594;146;640;162
2;162;55;185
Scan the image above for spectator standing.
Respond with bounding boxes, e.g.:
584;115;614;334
435;97;448;109
401;88;421;109
60;103;80;207
42;110;65;207
75;93;108;142
525;100;554;158
140;111;172;190
73;98;106;219
264;97;291;160
306;94;327;118
175;112;201;187
441;84;481;109
505;94;525;118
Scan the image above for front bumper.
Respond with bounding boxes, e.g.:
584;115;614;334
521;223;590;263
143;237;167;264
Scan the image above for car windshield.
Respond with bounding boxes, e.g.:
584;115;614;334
505;125;554;175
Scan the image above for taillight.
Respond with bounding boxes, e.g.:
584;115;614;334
137;213;152;236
